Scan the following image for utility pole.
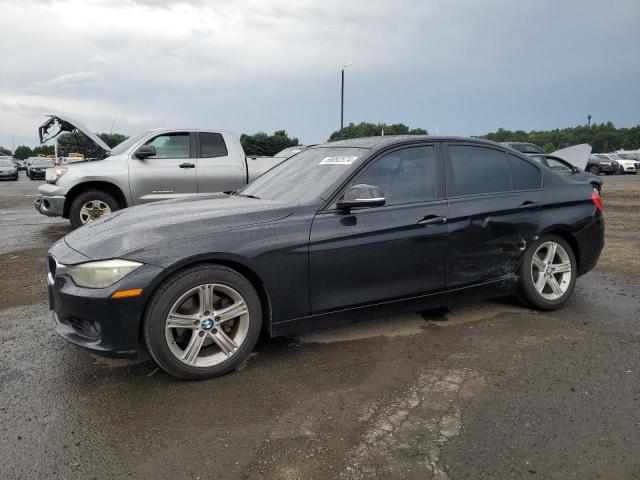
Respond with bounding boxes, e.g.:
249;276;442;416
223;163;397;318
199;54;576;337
340;63;352;136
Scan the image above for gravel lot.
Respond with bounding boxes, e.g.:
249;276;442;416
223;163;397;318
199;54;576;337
1;172;639;479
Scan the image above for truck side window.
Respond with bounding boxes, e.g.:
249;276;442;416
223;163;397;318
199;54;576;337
146;133;190;159
200;132;228;158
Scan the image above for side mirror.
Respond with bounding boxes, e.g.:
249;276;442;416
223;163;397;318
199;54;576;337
134;145;156;159
571;166;581;174
336;184;386;210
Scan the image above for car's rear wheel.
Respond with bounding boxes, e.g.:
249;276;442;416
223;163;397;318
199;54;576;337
518;234;576;310
69;190;118;229
587;165;600;175
143;264;262;380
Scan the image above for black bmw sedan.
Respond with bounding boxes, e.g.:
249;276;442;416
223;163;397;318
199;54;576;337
47;136;604;379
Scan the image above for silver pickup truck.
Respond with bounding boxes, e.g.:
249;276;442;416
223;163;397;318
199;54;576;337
35;115;286;228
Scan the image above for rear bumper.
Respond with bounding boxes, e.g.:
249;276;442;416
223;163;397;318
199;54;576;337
575;214;605;277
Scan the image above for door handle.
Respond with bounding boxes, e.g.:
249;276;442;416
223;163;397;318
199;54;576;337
418;215;447;225
179;162;196;169
519;201;541;209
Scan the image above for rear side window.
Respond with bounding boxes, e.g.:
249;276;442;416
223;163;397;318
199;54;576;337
508;154;542;189
448;146;510;196
200;132;228;158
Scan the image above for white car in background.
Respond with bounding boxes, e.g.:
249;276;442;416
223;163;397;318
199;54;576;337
595;153;637;174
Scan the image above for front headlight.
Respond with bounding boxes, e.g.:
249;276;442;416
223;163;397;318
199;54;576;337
45;167;68;184
66;259;142;288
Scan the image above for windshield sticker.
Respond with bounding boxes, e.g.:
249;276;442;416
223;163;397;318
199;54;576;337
319;156;359;165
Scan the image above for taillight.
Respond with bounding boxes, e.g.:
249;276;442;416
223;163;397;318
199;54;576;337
592;189;603;211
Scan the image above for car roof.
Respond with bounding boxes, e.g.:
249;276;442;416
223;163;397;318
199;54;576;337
316;135;503;150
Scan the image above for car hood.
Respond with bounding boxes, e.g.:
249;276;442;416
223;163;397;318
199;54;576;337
63;194;296;261
550;144;591;170
39;114;111;153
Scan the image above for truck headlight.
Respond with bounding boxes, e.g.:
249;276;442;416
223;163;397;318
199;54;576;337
66;259;142;288
45;167;68;184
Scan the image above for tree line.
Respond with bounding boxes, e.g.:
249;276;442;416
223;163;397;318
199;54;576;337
480;122;640;153
4;121;638;160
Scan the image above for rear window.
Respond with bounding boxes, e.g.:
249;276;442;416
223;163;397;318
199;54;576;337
449;146;510;196
508;154;541;190
200;132;228;158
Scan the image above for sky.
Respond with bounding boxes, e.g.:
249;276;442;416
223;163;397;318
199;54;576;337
0;0;639;149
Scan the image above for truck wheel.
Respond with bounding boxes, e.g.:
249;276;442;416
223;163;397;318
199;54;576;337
69;190;119;229
143;264;263;380
517;234;577;310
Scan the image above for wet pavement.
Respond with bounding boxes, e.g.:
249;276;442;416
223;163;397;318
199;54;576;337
1;172;639;479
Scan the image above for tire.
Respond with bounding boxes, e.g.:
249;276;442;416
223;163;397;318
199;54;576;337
586;165;600;175
143;264;263;380
69;190;119;229
517;234;577;310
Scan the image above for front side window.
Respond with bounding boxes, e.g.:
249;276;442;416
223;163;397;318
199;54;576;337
200;132;228;158
449;146;510;196
509;154;542;189
345;146;437;206
146;133;190;159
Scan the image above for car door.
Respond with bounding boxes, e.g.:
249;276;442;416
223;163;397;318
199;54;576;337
196;131;246;193
445;144;543;287
128;131;198;204
308;144;448;313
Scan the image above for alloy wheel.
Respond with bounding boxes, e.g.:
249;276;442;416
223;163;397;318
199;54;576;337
164;283;250;367
79;200;112;224
530;241;572;301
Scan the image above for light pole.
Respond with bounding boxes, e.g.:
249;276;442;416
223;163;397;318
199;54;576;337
587;114;592;127
340;63;352;136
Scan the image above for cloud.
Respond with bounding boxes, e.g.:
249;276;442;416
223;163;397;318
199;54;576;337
0;0;638;149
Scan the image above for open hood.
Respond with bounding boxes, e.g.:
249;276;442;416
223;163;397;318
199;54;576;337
550;144;591;170
38;114;111;153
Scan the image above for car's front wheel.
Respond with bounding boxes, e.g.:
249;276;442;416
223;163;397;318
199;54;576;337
69;190;119;229
143;264;263;380
518;234;576;310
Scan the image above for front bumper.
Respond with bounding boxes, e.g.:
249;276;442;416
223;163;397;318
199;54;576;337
34;195;66;217
30;170;46;179
0;171;18;179
48;241;166;357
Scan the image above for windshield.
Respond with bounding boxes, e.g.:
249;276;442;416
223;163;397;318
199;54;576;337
274;146;304;158
32;159;52;166
0;159;14;167
607;154;622;160
240;147;368;203
618;153;637;160
109;131;149;156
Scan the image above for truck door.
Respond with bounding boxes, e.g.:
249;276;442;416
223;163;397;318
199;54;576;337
196;132;246;193
129;131;198;204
